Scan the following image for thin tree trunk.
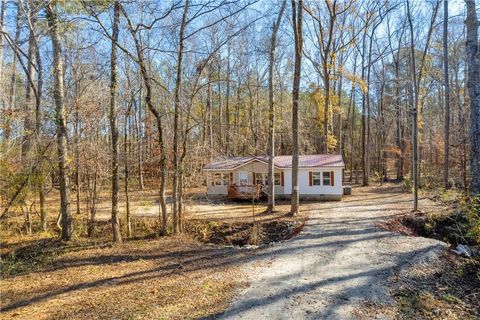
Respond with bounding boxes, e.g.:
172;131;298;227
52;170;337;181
46;2;73;240
443;0;450;189
361;29;368;186
225;42;231;156
74;90;81;216
121;6;168;234
395;58;404;181
290;0;303;216
124;103;132;237
21;4;37;162
4;4;21;142
137;86;145;190
109;0;122;243
172;0;189;234
267;0;286;213
218;60;223;151
0;0;6;92
207;70;213;156
407;0;419;211
33;13;45;232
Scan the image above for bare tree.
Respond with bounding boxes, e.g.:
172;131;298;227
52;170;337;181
117;4;170;235
406;0;419;211
0;0;6;90
109;0;122;243
172;0;189;234
21;1;37;162
3;2;21;142
267;0;286;213
290;0;303;216
443;0;450;189
46;1;73;240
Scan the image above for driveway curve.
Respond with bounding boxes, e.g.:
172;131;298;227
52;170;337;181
218;184;446;320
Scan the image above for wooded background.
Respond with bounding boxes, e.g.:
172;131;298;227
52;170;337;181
0;0;479;242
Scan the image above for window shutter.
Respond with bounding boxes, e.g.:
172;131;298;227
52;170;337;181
253;172;256;185
309;172;313;186
281;172;284;186
229;172;233;185
330;171;334;186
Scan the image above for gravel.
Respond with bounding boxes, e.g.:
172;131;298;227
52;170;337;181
217;185;447;320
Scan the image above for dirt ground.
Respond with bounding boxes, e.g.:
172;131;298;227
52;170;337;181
1;183;476;319
214;184;477;320
0;187;307;320
0;235;248;320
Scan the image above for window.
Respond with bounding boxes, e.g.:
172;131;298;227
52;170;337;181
312;172;321;186
214;173;222;186
323;172;331;186
274;172;281;186
255;173;282;186
222;173;230;186
213;173;230;186
239;171;249;186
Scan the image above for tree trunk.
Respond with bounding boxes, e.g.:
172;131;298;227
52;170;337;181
21;4;37;163
267;0;286;213
290;0;303;216
395;58;404;181
46;2;73;241
121;5;168;234
218;60;223;151
225;42;231;156
172;0;189;234
443;0;450;189
137;86;145;190
4;4;21;142
74;90;81;217
33;10;45;232
407;0;419;211
208;73;213;155
125;104;132;237
0;0;6;93
109;0;122;243
361;29;368;186
465;0;480;195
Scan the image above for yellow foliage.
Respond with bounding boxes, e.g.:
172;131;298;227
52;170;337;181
308;84;341;152
327;134;337;152
340;65;368;93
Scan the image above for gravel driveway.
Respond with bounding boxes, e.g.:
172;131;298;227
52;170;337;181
218;184;447;320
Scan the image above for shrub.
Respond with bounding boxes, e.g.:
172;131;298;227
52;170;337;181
466;196;480;245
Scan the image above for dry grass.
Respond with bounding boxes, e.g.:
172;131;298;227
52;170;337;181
1;186;310;320
0;235;250;320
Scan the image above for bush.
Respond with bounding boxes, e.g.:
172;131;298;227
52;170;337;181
466;196;480;245
404;176;412;191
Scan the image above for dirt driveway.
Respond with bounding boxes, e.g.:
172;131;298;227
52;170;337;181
217;184;447;320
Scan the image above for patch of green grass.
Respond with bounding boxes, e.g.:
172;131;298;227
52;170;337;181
439;189;462;203
442;294;463;304
1;250;54;277
207;221;220;228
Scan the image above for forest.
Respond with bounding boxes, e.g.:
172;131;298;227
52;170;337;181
0;0;479;319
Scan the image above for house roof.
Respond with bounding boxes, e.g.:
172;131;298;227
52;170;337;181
203;154;344;170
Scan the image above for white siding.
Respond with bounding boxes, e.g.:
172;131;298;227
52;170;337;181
284;169;292;194
206;162;344;197
206;160;286;195
206;174;228;195
297;168;343;195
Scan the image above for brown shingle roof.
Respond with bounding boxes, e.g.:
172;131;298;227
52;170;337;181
204;154;344;170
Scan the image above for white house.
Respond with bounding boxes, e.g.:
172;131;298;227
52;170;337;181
203;154;345;200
